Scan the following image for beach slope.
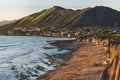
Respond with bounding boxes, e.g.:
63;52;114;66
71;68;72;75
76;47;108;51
37;44;106;80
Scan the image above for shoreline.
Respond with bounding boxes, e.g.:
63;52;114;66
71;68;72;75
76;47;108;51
49;39;82;64
49;39;82;51
44;39;82;66
37;43;106;80
35;39;82;79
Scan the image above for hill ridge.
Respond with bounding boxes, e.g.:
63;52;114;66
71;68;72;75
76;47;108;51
0;6;120;35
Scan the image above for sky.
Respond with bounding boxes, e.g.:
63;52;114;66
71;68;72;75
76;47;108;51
0;0;120;21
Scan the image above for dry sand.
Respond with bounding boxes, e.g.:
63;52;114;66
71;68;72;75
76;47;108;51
37;43;106;80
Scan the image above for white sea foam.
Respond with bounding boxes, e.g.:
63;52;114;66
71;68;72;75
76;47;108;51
0;36;75;80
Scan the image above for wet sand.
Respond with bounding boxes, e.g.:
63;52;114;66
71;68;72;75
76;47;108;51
37;43;106;80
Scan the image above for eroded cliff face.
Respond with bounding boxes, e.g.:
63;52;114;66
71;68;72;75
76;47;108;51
100;43;120;80
87;37;120;80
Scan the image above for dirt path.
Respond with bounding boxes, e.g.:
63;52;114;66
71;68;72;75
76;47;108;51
37;44;106;80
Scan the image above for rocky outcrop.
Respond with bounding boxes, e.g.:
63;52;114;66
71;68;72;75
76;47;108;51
100;43;120;80
81;35;120;80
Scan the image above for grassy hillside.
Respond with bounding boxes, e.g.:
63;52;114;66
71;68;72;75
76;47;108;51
0;6;120;35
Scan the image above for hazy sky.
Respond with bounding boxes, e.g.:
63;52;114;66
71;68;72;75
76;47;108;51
0;0;120;21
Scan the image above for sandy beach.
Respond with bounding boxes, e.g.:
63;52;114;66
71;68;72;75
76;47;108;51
37;43;106;80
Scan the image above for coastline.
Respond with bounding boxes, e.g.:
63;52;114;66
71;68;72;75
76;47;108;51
50;39;82;51
37;43;106;80
44;39;82;66
35;39;82;79
0;36;80;80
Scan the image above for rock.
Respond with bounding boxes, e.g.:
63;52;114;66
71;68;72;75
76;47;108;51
16;73;28;80
35;65;45;71
11;66;17;70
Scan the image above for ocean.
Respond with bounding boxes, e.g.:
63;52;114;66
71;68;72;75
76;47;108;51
0;36;75;80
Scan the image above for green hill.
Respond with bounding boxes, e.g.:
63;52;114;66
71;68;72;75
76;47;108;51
0;6;120;35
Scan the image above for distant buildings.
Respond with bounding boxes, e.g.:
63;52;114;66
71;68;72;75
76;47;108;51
6;26;120;37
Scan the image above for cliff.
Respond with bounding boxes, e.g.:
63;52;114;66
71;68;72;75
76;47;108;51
74;32;120;80
89;34;120;80
100;43;120;80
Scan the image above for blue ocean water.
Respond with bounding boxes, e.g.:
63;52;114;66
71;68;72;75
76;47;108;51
0;36;75;80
